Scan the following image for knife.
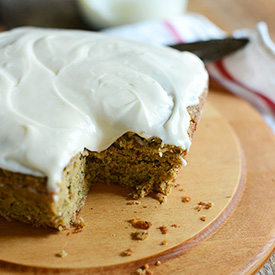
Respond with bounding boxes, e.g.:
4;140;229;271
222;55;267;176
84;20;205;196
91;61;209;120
169;38;249;62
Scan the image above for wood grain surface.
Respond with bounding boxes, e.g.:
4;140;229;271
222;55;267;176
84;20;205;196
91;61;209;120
0;0;275;273
188;0;275;40
209;83;275;275
1;88;275;274
0;101;243;273
188;2;275;272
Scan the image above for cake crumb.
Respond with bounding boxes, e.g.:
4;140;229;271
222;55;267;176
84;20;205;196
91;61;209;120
156;193;167;203
196;201;214;211
73;217;86;233
121;248;133;256
74;227;83;233
171;224;178;228
129;218;152;229
66;232;70;236
127;201;141;206
182;196;191;202
158;225;168;234
144;264;153;275
134;268;146;275
160;240;168;245
179;188;184;191
132;230;149;240
56;250;68;258
205;201;214;209
196;205;203;212
200;215;206;222
155;260;161;266
133;264;153;275
143;205;148;208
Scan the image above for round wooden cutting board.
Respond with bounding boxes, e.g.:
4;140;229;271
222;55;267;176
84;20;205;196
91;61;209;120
0;88;275;275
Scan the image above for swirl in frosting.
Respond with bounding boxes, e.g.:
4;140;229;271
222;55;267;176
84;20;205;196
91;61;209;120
0;27;208;193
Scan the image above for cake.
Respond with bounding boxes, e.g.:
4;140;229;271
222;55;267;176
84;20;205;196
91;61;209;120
0;27;208;230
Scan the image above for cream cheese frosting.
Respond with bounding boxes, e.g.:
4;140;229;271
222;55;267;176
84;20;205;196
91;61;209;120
0;27;208;194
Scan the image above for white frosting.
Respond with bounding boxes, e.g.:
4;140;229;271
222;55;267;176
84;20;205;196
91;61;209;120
0;27;208;194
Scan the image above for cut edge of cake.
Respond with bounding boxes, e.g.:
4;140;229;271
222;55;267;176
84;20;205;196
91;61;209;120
0;89;207;230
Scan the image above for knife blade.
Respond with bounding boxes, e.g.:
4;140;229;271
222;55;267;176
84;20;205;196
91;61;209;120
169;38;249;62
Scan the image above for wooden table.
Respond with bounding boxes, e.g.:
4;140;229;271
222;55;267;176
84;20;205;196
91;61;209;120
188;1;275;274
189;0;275;40
0;0;274;274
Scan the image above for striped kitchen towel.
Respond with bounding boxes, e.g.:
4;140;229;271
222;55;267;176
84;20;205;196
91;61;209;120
104;14;275;132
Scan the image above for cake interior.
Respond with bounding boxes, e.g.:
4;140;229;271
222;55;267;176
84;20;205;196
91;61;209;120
0;92;207;230
0;152;88;229
0;132;185;229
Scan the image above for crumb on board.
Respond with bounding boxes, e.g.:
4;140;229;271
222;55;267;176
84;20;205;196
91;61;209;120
160;240;168;245
155;260;161;266
196;205;203;212
121;248;133;256
144;264;152;275
133;264;153;275
127;201;141;206
55;250;68;258
129;218;152;229
158;225;168;234
200;215;206;222
132;230;149;240
182;196;191;202
133;268;145;275
73;217;86;233
196;201;214;211
156;192;167;203
143;205;148;208
205;201;214;209
171;224;179;228
179;188;184;191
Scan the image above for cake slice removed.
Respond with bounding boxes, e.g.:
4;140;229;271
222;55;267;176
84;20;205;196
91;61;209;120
0;27;208;229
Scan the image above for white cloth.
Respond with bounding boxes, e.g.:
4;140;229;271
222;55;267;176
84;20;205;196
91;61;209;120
104;13;275;132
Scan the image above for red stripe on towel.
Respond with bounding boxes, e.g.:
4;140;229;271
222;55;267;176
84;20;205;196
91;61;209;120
215;59;275;114
163;21;184;43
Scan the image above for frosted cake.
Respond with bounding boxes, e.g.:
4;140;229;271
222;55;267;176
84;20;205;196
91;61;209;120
0;27;208;229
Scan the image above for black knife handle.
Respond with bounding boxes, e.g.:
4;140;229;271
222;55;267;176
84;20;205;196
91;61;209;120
169;38;249;62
